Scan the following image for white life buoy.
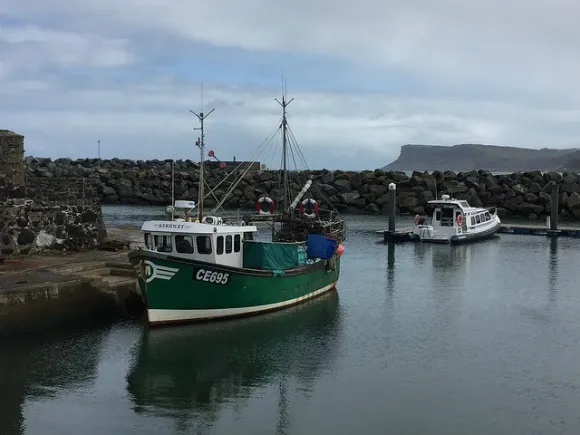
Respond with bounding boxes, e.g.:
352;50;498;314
256;196;275;215
299;198;319;218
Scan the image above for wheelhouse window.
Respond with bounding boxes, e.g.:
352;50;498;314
471;217;476;226
154;234;173;253
216;236;224;255
234;234;241;252
144;233;152;249
225;235;233;254
175;235;194;254
197;236;212;254
476;214;481;224
484;212;491;220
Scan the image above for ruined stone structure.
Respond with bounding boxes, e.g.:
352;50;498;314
0;131;107;257
0;130;26;187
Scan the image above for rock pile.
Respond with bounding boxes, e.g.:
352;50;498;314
23;158;580;220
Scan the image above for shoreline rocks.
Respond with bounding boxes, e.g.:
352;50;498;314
21;157;580;221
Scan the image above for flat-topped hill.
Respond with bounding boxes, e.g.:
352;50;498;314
383;144;580;172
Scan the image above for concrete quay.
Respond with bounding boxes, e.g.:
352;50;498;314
0;249;143;336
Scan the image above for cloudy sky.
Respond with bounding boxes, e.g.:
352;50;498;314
1;1;580;170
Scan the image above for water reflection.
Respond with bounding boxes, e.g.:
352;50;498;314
413;242;427;264
412;243;470;288
386;242;395;296
431;244;469;271
548;237;558;307
0;325;108;435
126;292;343;432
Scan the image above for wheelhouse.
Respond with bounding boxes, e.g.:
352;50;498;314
141;220;258;268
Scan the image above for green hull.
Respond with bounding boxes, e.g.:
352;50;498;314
128;250;341;325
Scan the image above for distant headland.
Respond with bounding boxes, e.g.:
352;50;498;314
383;144;580;172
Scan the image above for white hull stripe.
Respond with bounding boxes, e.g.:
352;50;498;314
147;282;337;324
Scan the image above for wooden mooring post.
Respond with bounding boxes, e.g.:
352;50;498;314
381;183;412;242
388;183;396;233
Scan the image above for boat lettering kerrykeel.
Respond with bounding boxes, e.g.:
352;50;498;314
128;86;346;326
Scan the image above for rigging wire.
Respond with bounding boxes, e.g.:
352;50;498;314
210;125;281;212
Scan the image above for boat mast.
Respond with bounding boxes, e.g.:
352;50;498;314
171;144;175;221
190;84;215;222
275;90;293;212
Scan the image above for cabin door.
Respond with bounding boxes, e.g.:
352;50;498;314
440;207;455;227
433;208;442;228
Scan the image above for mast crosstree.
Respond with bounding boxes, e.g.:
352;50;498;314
190;83;215;222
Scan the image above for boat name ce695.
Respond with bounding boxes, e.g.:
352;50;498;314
194;268;230;285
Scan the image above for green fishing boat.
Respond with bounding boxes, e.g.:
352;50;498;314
128;89;346;325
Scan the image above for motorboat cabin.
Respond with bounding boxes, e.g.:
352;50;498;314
411;194;501;244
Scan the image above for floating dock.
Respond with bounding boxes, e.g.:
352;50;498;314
376;224;580;243
498;224;580;238
375;228;413;243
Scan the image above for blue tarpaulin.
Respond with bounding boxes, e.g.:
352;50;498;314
306;234;337;259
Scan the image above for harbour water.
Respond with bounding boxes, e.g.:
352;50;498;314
1;205;580;435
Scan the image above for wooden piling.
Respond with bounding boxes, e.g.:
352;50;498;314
388;183;396;232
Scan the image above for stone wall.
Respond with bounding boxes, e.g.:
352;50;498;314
0;176;106;256
0;132;107;257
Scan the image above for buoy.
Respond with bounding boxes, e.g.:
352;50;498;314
299;198;319;218
256;196;275;215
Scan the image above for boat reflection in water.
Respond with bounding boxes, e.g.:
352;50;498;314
126;290;343;429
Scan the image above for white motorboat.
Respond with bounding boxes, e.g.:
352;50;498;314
410;194;501;244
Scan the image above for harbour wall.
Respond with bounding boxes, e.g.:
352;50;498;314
0;132;107;257
24;157;580;221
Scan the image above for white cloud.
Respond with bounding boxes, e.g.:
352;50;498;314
2;79;579;169
0;24;135;75
3;0;578;97
1;1;580;169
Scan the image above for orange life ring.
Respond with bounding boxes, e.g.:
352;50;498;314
299;198;319;218
456;214;463;226
256;196;275;215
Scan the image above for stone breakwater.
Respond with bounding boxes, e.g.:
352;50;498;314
24;157;580;220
